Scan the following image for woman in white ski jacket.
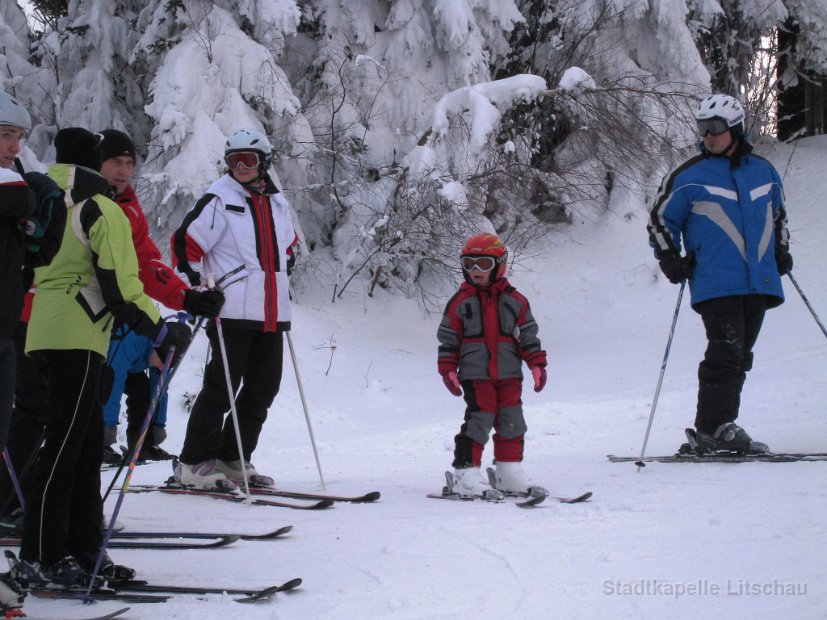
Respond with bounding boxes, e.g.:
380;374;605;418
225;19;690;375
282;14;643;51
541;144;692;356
171;129;298;489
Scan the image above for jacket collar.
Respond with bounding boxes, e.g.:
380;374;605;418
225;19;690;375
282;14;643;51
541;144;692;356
48;163;110;206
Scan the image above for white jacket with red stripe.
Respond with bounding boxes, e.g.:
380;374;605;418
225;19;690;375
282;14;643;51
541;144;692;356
171;173;297;331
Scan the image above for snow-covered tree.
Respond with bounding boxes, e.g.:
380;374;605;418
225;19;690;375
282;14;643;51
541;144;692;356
1;1;56;164
18;0;812;299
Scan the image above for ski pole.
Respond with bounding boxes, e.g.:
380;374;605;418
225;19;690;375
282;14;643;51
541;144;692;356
102;316;206;502
787;272;827;340
84;342;179;601
212;315;252;501
286;331;326;490
636;279;686;470
1;450;25;512
205;275;252;502
0;431;43;517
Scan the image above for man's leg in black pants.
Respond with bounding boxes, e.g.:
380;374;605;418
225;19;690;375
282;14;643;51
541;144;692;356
20;350;104;565
0;322;48;518
695;295;767;434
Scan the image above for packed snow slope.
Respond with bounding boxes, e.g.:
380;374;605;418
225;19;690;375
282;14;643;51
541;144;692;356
19;136;827;619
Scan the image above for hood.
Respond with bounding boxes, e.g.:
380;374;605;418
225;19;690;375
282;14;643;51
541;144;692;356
48;163;111;207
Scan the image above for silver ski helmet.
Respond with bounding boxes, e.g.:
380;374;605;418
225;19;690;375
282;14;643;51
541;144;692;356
0;91;31;131
695;94;745;138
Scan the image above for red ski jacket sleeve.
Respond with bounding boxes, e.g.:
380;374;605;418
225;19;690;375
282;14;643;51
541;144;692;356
115;186;187;311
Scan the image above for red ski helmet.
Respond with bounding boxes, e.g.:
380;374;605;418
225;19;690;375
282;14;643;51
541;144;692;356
460;233;508;285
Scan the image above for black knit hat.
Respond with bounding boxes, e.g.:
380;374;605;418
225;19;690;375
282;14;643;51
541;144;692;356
54;127;103;171
100;129;136;163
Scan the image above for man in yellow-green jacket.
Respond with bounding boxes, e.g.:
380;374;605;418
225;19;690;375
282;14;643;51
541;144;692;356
18;128;191;588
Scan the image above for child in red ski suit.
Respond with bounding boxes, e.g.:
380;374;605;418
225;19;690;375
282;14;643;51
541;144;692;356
437;233;547;498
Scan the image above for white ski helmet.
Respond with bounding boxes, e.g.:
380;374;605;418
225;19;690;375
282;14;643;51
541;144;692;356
0;91;32;131
695;94;745;132
225;128;272;158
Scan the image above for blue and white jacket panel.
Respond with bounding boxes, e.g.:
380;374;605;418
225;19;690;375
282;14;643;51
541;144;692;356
647;150;787;308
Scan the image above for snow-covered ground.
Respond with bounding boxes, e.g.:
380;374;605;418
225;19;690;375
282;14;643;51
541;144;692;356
20;136;827;619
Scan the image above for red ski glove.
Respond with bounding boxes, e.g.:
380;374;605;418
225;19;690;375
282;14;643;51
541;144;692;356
441;371;462;397
531;366;547;393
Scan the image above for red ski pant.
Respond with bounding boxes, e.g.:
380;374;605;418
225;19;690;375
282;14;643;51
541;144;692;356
453;378;526;468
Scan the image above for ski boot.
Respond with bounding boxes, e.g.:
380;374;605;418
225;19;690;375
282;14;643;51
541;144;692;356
488;462;549;497
447;467;503;500
682;424;769;455
0;570;25;618
215;459;275;488
174;459;234;490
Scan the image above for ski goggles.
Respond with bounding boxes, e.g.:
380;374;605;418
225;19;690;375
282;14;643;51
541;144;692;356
225;151;261;170
461;256;497;273
697;118;730;137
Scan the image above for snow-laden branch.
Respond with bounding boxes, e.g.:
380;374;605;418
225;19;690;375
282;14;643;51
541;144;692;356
429;74;548;152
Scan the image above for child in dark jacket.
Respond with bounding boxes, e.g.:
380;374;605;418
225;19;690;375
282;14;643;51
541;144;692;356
437;233;547;498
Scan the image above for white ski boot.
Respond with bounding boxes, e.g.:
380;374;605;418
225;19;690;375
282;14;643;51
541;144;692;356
175;459;233;490
448;467;503;500
490;461;548;497
215;459;275;488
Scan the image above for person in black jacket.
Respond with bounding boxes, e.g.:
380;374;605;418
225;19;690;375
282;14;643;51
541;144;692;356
0;92;64;456
0;89;65;619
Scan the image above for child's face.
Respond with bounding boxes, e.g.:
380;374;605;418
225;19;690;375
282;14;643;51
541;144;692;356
461;255;496;288
468;268;492;288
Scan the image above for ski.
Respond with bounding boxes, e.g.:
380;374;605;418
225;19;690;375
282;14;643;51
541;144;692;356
427;472;546;507
425;490;546;507
553;492;593;504
427;490;591;506
101;457;171;472
0;535;239;550
608;453;827;463
29;589;169;604
248;487;381;504
116;577;302;602
28;578;301;605
110;524;293;542
127;484;334;510
18;605;131;619
484;467;592;505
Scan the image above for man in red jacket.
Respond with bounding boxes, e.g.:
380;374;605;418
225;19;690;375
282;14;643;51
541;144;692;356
97;130;223;462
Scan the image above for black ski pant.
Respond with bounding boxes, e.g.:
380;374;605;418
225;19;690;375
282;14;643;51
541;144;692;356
180;324;283;465
0;322;48;517
694;295;768;434
0;338;15;455
124;370;152;447
20;349;105;565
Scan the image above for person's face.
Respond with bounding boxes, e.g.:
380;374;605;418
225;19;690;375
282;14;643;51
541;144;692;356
703;129;734;155
99;155;135;194
697;117;735;155
0;125;25;169
461;255;496;288
226;151;261;184
468;269;492;288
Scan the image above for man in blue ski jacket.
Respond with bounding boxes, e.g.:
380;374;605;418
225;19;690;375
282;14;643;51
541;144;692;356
647;93;791;454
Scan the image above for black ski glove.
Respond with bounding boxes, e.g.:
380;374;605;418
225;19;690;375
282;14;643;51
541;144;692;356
658;251;695;284
775;246;793;275
152;321;193;366
183;288;226;318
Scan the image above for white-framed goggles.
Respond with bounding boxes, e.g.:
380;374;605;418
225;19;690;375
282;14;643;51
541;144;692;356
225;151;261;170
461;255;497;273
